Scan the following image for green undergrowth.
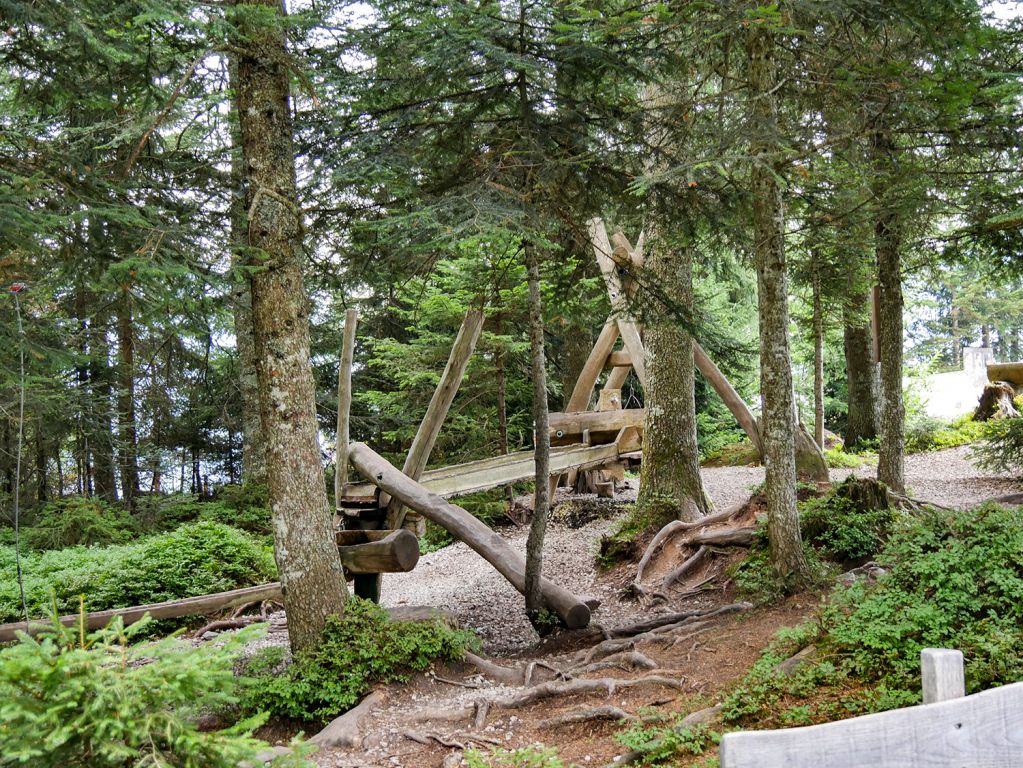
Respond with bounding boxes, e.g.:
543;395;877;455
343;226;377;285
0;521;276;625
823;446;876;468
904;413;985;454
242;597;478;722
731;478;899;603
465;745;565;767
971;415;1023;476
0;615;310;768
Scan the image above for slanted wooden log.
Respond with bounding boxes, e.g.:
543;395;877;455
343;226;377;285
386;309;485;531
336;529;420;574
348;442;591;628
567;319;620;412
334;309;358;502
987;362;1023;389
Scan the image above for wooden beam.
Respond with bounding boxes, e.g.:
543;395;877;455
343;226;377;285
692;341;763;455
605;351;631;368
566;318;620;411
988;362;1023;387
337;531;417;572
921;648;965;704
549;409;645;438
385;309;484;528
348;443;591;629
0;586;448;643
345;442;622;500
335;309;359;503
720;680;1023;768
589;217;648;388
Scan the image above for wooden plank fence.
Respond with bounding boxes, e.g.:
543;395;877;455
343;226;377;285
720;648;1023;767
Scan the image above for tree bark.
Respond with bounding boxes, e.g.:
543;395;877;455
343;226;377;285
116;291;139;510
524;243;551;623
747;22;811;588
229;60;267;487
811;262;825;449
843;285;880;447
234;0;347;653
636;82;709;522
90;316;119;502
873;128;906;493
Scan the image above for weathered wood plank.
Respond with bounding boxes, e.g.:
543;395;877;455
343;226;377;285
343;443;622;501
334;309;358;503
922;648;965;704
719;681;1023;768
348;443;591;628
384;309;484;529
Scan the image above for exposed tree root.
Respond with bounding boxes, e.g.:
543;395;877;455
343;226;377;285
688;526;756;548
539;705;636;729
309;689;387;749
660;546;711;592
609;602;752;639
569;649;658;675
191;616;260;639
610;704;723;766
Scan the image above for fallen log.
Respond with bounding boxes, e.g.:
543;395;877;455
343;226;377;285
348;442;591;629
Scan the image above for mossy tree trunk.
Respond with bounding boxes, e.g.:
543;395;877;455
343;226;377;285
747;21;811;589
233;0;347;654
843;284;880;447
873;128;906;494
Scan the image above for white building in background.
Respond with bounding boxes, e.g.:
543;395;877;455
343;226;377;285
912;347;994;420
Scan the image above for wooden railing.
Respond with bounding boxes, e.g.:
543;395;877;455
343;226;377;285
720;648;1023;767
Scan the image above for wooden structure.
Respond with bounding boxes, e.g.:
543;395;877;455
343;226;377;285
720;648;1023;767
988;361;1023;389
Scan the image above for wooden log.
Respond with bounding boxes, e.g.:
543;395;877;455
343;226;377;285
693;340;763;455
348;442;591;629
597;388;623;411
549;409;645;438
605;351;631;368
589;217;648;388
334;309;358;504
921;648;965;704
567;319;620;412
384;309;484;531
0;587;451;643
337;529;420;574
720;680;1023;768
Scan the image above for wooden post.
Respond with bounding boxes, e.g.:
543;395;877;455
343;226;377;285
566;318;620;411
349;442;591;628
335;309;358;505
921;648;966;704
385;309;484;530
588;217;648;388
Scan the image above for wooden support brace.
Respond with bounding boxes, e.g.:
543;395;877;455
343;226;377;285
335;309;359;504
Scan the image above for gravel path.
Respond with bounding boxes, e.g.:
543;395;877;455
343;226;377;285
379;446;1021;653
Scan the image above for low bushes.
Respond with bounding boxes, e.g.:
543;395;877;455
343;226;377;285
0;616;309;767
0;521;277;623
243;597;478;722
904;414;985;454
21;497;137;551
971;416;1023;476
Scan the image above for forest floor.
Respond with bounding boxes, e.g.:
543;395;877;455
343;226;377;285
249;445;1021;767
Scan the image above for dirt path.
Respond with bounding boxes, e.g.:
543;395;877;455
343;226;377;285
267;447;1021;767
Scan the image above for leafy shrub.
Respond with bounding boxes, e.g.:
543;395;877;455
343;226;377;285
0;616;310;767
730;540;836;605
617;717;718;765
244;597;478;721
206;483;273;535
134;493;208;531
824;504;1023;693
0;522;277;623
971;417;1023;476
465;745;564;768
904;414;984;454
823;447;873;469
800;487;897;562
21;497;136;551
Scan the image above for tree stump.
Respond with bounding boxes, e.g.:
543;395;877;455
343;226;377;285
974;382;1020;421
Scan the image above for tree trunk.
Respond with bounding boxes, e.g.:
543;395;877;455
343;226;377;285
950;303;961;367
811;261;825;450
116;292;139;510
873;129;906;493
234;0;347;653
636;81;709;522
843;285;880;447
229;60;267;487
35;424;47;503
747;23;811;588
494;315;515;508
524;243;551;624
90;318;119;502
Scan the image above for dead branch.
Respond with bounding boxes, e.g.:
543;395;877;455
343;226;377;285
688;526;756;547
